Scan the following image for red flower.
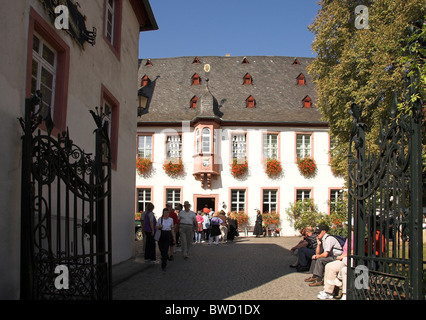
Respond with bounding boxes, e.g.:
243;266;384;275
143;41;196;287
230;159;248;178
265;158;282;177
136;157;152;175
163;158;184;177
297;157;317;177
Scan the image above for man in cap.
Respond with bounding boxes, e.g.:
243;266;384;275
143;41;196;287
178;201;197;259
304;224;344;287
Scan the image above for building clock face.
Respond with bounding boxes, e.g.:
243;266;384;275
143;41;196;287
203;158;210;167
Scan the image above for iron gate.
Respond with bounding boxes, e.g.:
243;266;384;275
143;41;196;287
346;74;424;300
19;92;112;300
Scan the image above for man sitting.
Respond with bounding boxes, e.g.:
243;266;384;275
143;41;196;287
296;227;318;272
304;225;344;287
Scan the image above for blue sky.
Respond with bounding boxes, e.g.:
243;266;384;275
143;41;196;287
139;0;321;59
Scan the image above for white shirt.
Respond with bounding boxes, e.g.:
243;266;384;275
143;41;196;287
158;217;174;231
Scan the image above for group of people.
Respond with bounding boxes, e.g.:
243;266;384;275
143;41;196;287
289;225;350;300
139;202;239;272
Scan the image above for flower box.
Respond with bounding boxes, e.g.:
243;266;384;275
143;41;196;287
163;158;184;177
230;158;248;178
265;158;282;178
136;157;152;176
297;157;317;177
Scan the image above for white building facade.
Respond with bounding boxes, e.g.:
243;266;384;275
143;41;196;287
136;56;345;235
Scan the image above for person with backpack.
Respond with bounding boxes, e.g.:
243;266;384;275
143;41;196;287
304;225;344;287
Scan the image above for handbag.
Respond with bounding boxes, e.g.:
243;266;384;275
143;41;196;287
154;229;161;241
154;218;164;241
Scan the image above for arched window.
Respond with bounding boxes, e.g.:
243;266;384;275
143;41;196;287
195;128;200;153
246;95;255;108
202;128;211;153
192;73;200;85
243;73;252;85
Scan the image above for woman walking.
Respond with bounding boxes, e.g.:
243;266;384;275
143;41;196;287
253;210;263;237
209;212;223;245
157;208;175;271
227;212;238;242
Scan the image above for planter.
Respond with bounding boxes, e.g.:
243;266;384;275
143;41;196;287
136;157;152;176
230;159;248;178
163;158;184;177
265;158;282;178
297;157;317;178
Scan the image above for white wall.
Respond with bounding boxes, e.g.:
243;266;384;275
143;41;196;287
0;0;142;298
136;125;345;236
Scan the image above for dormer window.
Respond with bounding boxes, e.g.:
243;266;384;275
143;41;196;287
302;95;312;108
293;58;300;65
297;73;306;85
141;75;150;87
241;57;249;64
192;73;200;85
246;95;255;108
243;73;252;85
192;57;200;64
190;96;198;109
145;59;152;66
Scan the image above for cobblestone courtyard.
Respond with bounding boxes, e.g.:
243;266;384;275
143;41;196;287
113;236;324;300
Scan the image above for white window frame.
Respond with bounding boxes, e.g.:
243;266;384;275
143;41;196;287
166;135;182;160
231;133;247;160
264;133;278;159
137;188;151;212
166;188;181;208
105;0;115;44
231;189;246;212
263;189;278;213
32;32;57;116
329;189;343;213
202;128;211;154
296;134;311;159
296;189;311;201
138;135;152;159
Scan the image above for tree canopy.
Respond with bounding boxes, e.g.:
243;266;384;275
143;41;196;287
307;0;425;178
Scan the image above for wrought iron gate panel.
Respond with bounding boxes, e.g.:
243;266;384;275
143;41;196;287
347;75;424;300
20;92;112;300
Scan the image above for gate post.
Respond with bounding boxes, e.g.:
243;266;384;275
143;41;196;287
20;97;35;300
408;75;423;300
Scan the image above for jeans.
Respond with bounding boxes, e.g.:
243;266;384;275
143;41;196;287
158;230;172;269
298;247;315;267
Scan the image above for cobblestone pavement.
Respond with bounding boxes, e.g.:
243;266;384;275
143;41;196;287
113;236;325;300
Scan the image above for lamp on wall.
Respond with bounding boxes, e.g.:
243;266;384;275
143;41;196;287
138;90;148;117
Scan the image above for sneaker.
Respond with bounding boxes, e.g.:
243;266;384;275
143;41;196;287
150;260;160;264
341;294;346;300
318;291;334;300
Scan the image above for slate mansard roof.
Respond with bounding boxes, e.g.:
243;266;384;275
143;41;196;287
137;56;326;126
